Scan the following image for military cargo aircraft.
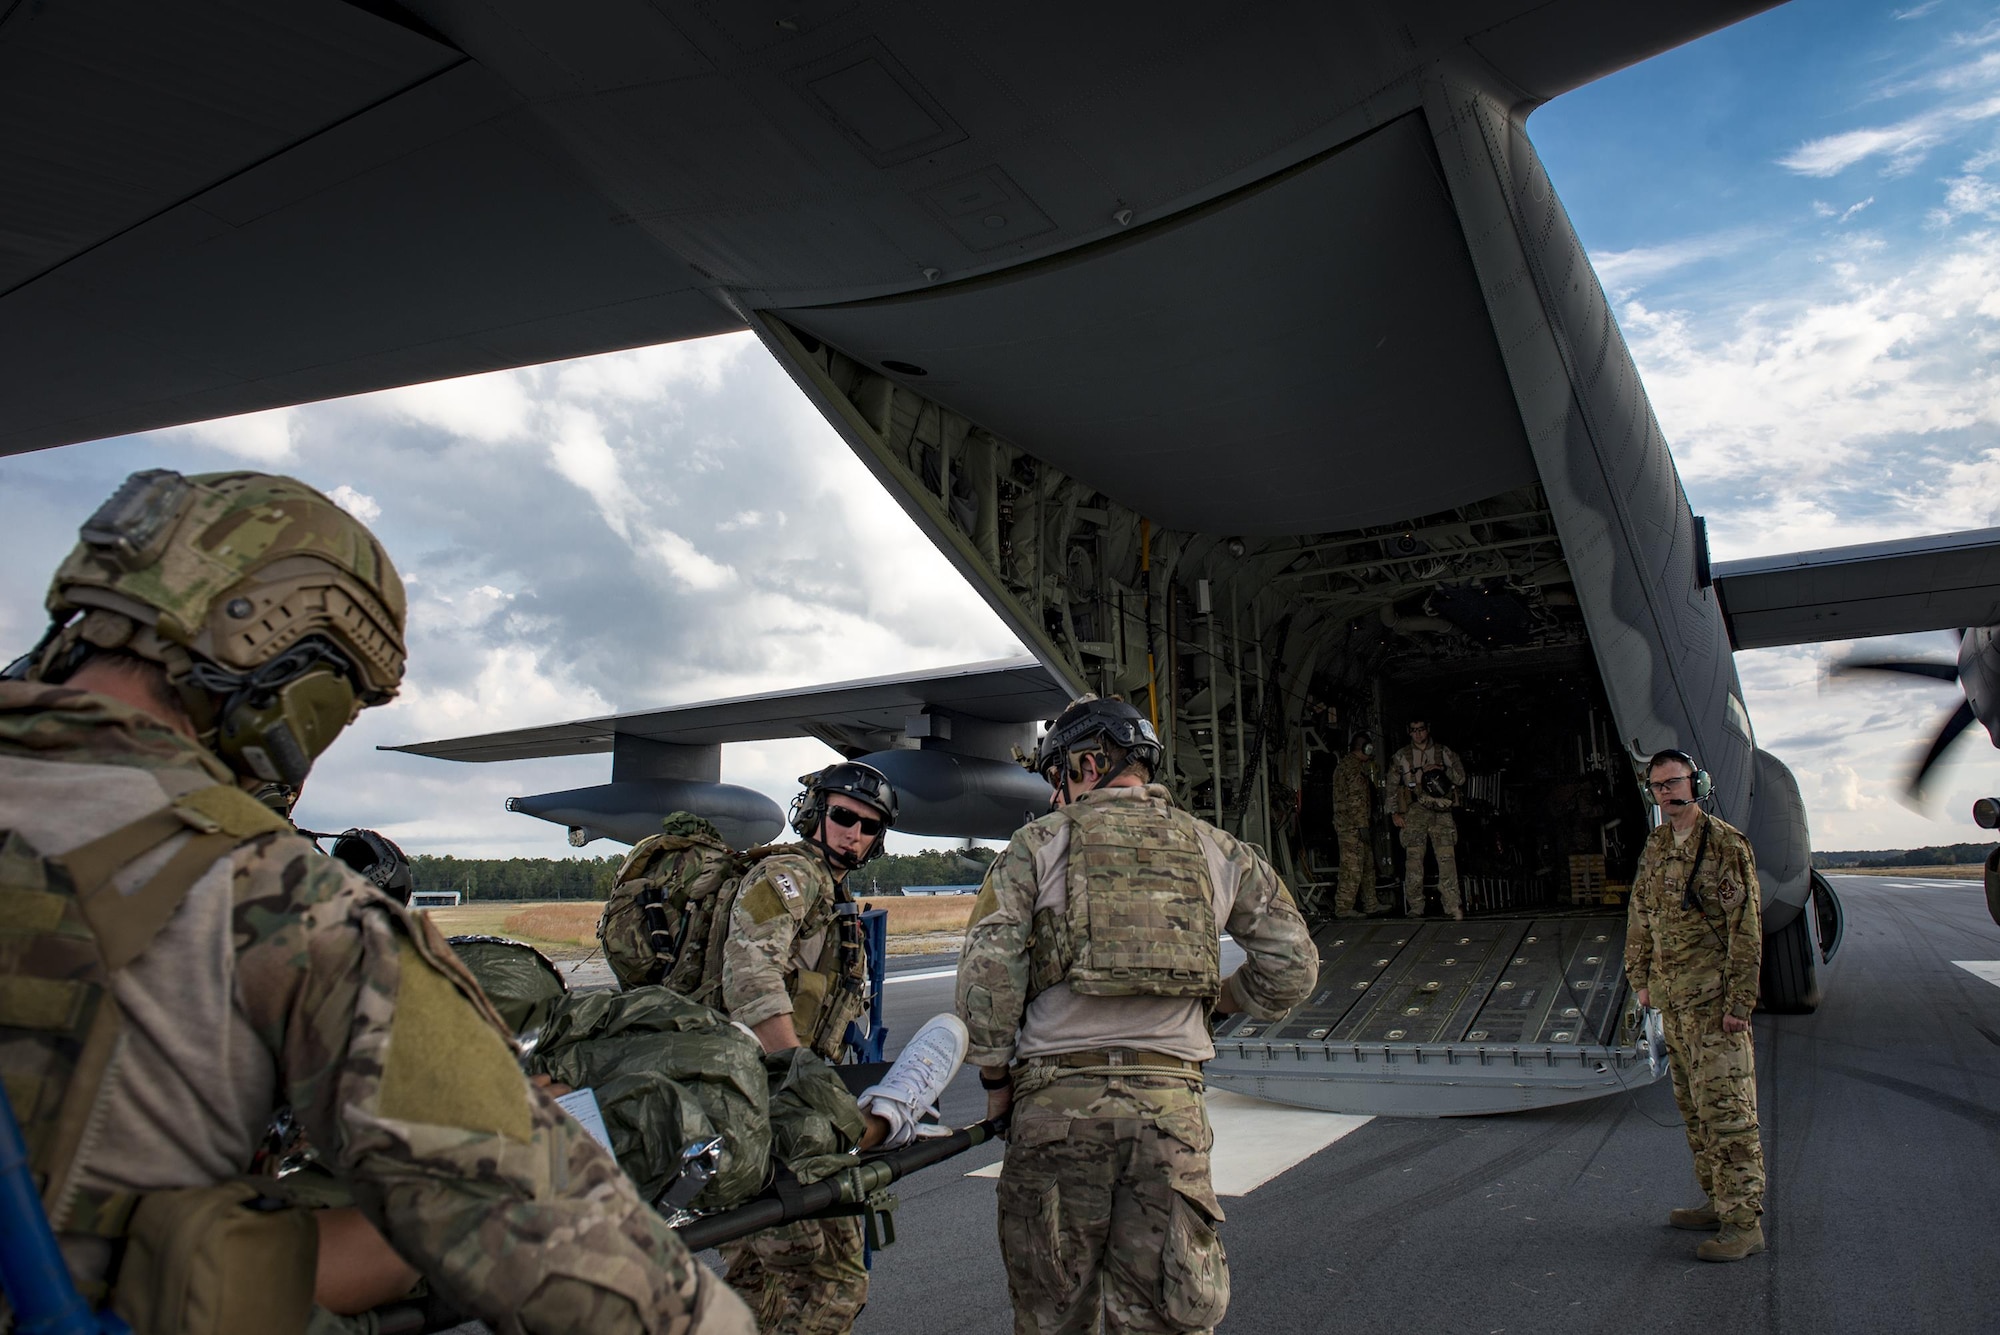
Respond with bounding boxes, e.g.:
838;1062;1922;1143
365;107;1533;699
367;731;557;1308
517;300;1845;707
9;1;2000;1112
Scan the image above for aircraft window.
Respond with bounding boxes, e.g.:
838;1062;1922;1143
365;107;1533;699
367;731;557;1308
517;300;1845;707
1726;692;1754;743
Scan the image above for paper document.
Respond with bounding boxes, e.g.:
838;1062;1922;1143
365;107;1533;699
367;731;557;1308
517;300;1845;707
555;1087;613;1151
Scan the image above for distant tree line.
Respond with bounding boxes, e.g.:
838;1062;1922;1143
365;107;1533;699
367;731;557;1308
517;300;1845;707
1813;843;1995;869
409;845;997;901
849;846;998;897
411;854;623;901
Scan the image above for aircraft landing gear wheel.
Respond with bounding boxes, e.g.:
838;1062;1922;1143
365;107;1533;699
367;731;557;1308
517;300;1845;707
1760;906;1820;1015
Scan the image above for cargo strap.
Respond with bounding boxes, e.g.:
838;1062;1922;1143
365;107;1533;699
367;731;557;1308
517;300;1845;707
59;806;242;970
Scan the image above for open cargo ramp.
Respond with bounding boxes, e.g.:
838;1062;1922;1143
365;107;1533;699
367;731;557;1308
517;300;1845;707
1209;913;1659;1116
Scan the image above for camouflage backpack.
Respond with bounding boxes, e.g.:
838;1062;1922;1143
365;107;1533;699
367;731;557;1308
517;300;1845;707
0;785;293;1255
599;812;781;999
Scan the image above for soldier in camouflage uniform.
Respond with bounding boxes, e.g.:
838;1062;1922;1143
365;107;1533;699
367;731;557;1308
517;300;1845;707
1389;719;1467;920
957;696;1318;1335
1623;749;1767;1263
1330;733;1377;918
718;762;898;1334
0;470;752;1334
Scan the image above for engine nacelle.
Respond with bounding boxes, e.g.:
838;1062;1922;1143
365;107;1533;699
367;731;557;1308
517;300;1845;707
853;749;1054;840
506;780;784;849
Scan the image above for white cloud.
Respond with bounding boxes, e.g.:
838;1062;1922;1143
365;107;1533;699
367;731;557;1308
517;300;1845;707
1621;228;2000;561
367;368;538;443
1780;94;2000;177
160;406;297;462
1931;173;2000;224
392;642;615;739
647;527;735;591
327;484;382;523
553;335;747;402
1587;230;1758;292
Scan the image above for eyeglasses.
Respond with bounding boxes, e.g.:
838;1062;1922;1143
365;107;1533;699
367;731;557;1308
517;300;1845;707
1408;725;1429;734
824;806;884;837
1647;777;1690;794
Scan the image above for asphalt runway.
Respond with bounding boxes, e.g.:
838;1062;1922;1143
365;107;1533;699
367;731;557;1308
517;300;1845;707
843;876;2000;1334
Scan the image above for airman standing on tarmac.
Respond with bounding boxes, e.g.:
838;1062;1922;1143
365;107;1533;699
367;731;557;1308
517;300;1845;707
957;696;1319;1334
1624;749;1767;1262
1389;718;1467;920
0;468;752;1334
1331;732;1377;918
719;762;966;1334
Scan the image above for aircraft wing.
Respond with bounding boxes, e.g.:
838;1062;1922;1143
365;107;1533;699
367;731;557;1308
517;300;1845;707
4;0;1776;458
384;655;1066;763
384;655;1067;844
1713;528;2000;650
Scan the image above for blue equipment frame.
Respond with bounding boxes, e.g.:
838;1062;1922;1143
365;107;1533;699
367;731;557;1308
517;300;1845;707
843;906;889;1063
0;1089;131;1335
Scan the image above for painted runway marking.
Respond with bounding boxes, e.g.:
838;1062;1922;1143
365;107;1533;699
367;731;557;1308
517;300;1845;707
967;1091;1372;1196
1953;961;2000;989
886;967;959;985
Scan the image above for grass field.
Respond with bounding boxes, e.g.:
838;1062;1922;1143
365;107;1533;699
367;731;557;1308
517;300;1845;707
421;902;600;958
420;894;977;961
1822;865;1984;880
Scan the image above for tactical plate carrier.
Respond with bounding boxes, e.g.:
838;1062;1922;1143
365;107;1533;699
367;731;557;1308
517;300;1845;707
1029;797;1221;1001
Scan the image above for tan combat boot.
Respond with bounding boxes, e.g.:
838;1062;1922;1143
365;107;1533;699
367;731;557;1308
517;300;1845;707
1668;1201;1718;1230
1696;1221;1766;1262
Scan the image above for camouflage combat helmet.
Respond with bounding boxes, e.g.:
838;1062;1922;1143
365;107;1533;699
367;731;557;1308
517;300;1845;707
1033;694;1161;788
329;827;415;905
789;761;897;865
21;469;407;787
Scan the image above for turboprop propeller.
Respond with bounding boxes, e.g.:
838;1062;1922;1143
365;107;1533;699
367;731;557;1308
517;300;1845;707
1828;627;2000;800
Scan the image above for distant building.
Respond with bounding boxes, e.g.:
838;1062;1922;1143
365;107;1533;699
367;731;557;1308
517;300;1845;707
409;890;462;909
897;883;981;896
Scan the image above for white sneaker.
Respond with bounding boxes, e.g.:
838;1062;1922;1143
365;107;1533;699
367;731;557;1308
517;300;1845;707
857;1013;969;1148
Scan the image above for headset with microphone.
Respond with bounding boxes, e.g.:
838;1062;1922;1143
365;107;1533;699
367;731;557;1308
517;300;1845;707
1643;748;1711;807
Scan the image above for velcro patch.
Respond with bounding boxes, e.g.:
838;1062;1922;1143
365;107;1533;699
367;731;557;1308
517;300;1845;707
775;872;800;901
176;783;292;840
741;878;788;925
378;939;532;1142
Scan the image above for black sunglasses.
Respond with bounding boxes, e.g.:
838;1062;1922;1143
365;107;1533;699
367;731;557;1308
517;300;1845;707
825;806;884;837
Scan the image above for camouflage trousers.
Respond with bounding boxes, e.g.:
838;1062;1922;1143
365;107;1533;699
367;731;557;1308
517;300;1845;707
997;1072;1229;1335
1399;808;1458;916
1334;825;1370;916
720;1215;867;1335
1663;1001;1765;1227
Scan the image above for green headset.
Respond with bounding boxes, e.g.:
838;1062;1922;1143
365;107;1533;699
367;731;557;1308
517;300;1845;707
1643;748;1712;805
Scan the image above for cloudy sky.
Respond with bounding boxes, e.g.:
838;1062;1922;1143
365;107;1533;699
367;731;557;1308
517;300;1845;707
1532;0;2000;849
5;0;1998;857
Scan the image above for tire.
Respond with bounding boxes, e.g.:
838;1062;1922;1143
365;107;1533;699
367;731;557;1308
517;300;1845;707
1760;904;1820;1014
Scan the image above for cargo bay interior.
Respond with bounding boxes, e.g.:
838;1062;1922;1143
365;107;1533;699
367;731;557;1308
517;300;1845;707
768;324;1649;1057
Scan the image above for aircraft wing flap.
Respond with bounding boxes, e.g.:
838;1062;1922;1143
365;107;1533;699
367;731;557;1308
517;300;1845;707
1713;527;2000;650
385;656;1066;762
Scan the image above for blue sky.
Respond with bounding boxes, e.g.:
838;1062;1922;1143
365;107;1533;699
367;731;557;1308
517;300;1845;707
4;3;1997;856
